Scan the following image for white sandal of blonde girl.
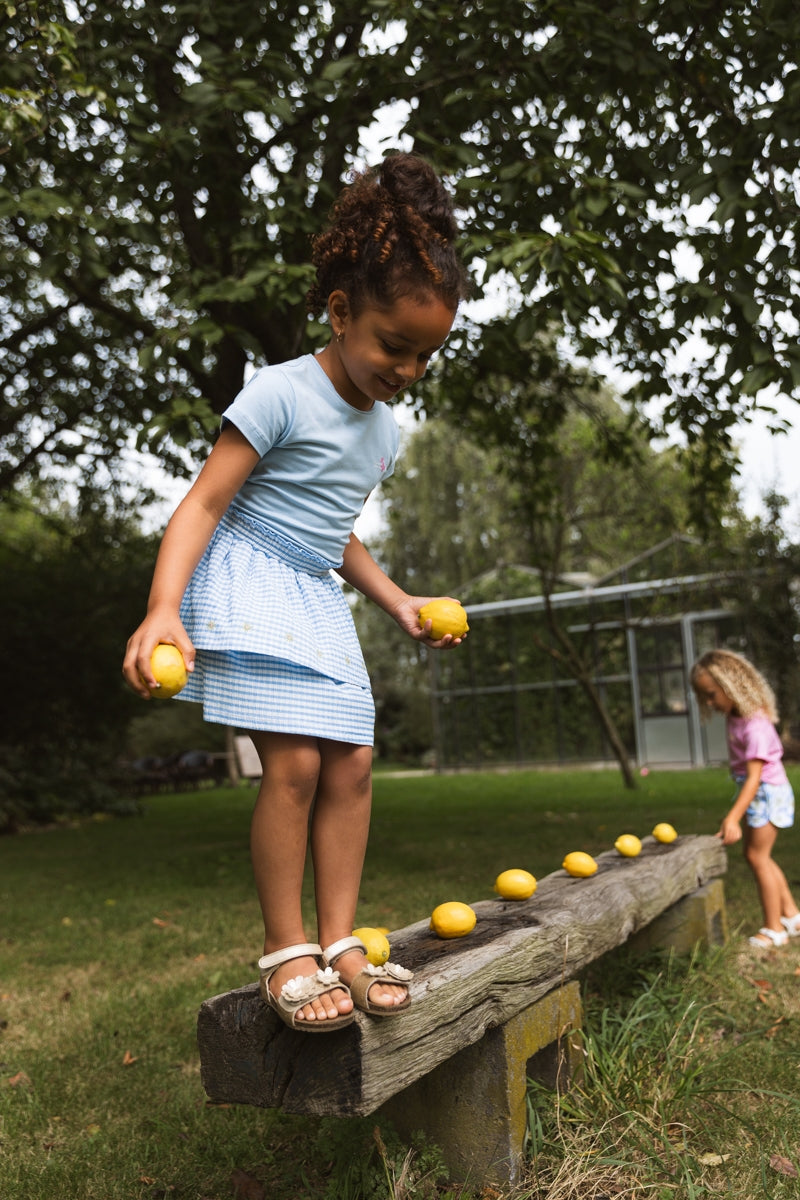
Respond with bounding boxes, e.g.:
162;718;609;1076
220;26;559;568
748;927;788;949
780;913;800;937
322;936;413;1016
258;942;354;1033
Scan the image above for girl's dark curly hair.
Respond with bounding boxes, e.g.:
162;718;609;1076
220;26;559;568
306;153;469;317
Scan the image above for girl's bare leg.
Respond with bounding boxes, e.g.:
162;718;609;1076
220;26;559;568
744;822;793;934
312;739;408;1008
248;730;352;1025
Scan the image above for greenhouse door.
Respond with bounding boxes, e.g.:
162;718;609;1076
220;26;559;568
630;616;730;767
630;622;693;765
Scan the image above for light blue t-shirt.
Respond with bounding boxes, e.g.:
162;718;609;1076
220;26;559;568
222;354;400;564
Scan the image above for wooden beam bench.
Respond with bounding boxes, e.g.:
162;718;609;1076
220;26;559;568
197;834;727;1187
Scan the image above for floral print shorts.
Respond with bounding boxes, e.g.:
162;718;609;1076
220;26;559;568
735;777;795;830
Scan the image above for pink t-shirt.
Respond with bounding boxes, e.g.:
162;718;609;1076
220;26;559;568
727;712;788;785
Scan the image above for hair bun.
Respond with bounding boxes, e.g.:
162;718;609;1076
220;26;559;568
379;153;458;243
307;151;468;316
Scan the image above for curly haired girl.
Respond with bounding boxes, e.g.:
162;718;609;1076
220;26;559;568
124;154;470;1029
691;649;800;948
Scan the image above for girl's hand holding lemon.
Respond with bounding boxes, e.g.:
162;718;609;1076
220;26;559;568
141;643;189;699
416;597;469;645
123;620;194;700
381;591;467;648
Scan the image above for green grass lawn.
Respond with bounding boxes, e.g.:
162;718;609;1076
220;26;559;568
2;766;800;1198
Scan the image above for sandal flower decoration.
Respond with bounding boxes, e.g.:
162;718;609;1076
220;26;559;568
280;966;341;1002
363;961;413;982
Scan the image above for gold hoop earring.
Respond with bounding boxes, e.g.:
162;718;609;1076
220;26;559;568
336;330;344;343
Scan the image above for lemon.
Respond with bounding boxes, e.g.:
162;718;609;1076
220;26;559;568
144;643;188;699
652;822;678;844
494;868;537;900
352;927;390;966
418;599;469;640
614;834;642;858
429;901;477;939
562;851;598;878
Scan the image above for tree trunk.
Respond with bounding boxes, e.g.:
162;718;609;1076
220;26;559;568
537;593;637;789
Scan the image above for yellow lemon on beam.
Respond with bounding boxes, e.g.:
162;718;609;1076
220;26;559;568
143;643;188;699
352;927;390;966
652;822;678;843
562;851;598;878
430;902;476;939
614;834;642;858
418;599;469;640
494;869;537;900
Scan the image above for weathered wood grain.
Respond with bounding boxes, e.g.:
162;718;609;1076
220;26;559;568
198;834;726;1116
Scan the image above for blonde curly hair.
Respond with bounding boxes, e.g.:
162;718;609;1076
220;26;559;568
690;649;778;723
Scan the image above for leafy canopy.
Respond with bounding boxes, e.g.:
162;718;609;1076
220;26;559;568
2;0;799;496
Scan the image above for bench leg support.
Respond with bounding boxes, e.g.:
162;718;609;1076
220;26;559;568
630;878;728;955
376;980;582;1188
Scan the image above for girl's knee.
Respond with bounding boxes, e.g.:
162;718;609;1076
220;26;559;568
253;741;322;807
744;822;778;863
744;843;776;875
318;744;372;801
330;741;371;776
350;745;373;787
351;749;373;796
335;761;372;800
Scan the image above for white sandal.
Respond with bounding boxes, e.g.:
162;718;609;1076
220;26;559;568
322;936;413;1016
748;927;788;948
258;942;354;1033
780;913;800;937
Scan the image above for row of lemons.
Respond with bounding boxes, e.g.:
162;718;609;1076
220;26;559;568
354;821;680;954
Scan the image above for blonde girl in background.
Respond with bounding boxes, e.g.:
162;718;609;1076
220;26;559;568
690;648;800;948
124;154;470;1030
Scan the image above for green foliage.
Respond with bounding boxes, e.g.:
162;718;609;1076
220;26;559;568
2;1;799;501
358;411;717;776
731;491;800;731
125;697;226;760
0;494;159;827
376;405;706;597
376;418;518;596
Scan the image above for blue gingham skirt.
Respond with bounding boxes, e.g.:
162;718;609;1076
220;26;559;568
176;507;374;745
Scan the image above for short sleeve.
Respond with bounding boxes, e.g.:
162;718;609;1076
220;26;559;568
741;715;778;762
221;367;296;457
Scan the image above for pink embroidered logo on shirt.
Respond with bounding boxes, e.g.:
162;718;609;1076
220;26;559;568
378;456;386;472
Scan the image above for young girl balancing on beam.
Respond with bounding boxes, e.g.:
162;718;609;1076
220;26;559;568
123;153;470;1030
691;648;800;949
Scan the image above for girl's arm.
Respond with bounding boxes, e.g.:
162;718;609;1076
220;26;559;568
339;533;465;648
122;425;260;697
718;758;763;844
